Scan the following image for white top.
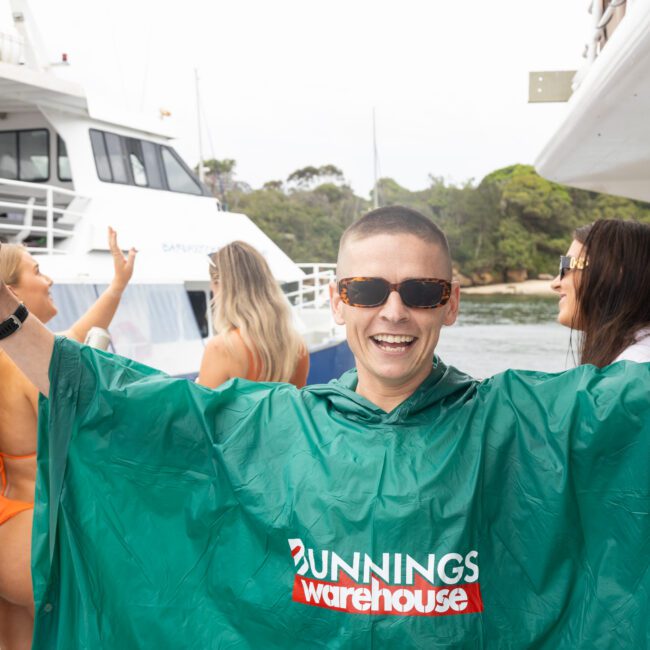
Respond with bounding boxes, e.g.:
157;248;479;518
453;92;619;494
613;328;650;363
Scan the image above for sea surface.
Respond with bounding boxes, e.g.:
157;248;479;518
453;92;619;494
436;295;576;379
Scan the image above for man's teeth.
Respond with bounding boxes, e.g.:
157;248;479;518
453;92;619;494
372;335;414;343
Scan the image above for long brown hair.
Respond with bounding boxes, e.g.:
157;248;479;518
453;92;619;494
572;219;650;366
209;241;305;382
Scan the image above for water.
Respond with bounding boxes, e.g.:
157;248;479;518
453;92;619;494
436;295;576;379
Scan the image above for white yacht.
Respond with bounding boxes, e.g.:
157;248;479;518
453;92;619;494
0;0;352;380
535;0;650;202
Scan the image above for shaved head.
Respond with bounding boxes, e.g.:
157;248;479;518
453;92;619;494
337;206;452;277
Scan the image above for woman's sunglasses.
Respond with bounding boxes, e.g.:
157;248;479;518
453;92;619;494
337;277;452;309
559;256;588;280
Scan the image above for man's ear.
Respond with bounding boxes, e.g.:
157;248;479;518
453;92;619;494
443;282;460;326
329;280;345;326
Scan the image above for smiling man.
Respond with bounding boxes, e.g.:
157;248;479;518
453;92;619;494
0;207;648;649
332;208;458;411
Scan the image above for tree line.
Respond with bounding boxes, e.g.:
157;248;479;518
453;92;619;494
199;160;650;284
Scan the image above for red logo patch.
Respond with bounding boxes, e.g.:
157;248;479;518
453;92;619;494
288;539;483;617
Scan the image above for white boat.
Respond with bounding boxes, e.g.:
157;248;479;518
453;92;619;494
535;0;650;202
0;0;352;380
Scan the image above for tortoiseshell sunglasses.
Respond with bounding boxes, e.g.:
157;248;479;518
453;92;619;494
337;277;452;309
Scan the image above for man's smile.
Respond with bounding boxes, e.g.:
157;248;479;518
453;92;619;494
370;333;417;353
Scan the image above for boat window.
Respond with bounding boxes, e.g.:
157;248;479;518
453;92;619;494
125;138;148;187
103;284;202;345
0;132;17;179
47;283;102;333
141;141;165;189
89;129;113;181
161;146;203;195
187;290;209;338
18;130;49;182
57;135;72;182
104;132;130;184
88;129;206;196
48;284;204;375
101;284;205;375
0;129;50;182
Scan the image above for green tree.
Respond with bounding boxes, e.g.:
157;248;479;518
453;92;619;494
209;161;650;280
198;158;238;209
227;167;367;262
203;159;236;175
262;180;284;192
287;165;345;190
287;166;321;189
497;218;534;276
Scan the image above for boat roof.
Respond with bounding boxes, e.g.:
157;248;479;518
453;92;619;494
0;59;86;113
0;60;177;139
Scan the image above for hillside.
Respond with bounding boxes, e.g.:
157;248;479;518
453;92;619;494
204;161;650;284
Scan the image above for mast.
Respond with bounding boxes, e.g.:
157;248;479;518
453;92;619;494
10;0;51;70
372;107;379;209
195;68;205;183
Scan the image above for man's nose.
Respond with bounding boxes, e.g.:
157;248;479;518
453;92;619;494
378;289;409;321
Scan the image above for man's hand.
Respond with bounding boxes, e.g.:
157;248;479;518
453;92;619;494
108;227;137;295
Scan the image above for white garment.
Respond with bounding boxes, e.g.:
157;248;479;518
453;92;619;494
613;328;650;363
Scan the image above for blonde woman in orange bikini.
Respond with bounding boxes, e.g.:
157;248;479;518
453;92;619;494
0;228;135;650
198;241;309;389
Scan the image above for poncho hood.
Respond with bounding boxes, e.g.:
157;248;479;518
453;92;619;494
307;357;478;424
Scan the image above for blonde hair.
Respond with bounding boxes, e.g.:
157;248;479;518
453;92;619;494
0;243;25;286
209;241;305;382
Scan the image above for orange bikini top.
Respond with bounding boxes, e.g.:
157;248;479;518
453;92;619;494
232;329;309;388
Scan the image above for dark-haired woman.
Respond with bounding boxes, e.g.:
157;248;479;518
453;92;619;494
551;219;650;365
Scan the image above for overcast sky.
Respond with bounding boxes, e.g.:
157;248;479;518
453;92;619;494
26;0;589;197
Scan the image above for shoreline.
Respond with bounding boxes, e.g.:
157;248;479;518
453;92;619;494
461;279;555;296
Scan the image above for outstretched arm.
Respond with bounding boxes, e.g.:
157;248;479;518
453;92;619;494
63;227;137;342
0;279;54;396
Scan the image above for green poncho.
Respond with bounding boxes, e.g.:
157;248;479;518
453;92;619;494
32;337;649;649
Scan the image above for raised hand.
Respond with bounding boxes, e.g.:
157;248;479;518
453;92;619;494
108;226;137;294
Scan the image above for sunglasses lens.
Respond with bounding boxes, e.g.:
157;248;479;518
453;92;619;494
399;280;445;308
559;256;571;280
346;278;389;306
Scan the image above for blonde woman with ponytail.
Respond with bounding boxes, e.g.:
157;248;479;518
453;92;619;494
198;241;309;388
0;229;135;650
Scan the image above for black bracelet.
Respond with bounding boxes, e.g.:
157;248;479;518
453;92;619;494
0;303;29;340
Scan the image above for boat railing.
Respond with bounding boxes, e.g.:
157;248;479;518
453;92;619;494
0;178;90;254
575;0;629;89
286;263;337;309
